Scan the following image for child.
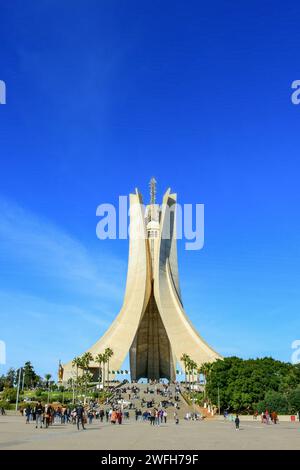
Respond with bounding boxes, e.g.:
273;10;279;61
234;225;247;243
235;414;240;430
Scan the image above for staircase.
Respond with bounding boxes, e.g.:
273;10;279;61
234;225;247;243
118;382;197;420
178;389;216;420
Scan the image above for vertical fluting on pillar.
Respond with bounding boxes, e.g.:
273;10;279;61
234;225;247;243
129;286;173;381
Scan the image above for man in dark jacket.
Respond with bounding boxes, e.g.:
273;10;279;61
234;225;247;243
35;402;44;429
76;403;85;430
235;414;240;430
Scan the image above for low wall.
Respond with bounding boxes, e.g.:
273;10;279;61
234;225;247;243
215;414;300;422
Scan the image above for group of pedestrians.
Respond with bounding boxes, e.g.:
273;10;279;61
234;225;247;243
147;408;168;425
260;410;278;424
24;402;71;427
23;401;104;430
20;380;185;431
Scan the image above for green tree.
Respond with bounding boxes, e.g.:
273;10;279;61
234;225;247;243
95;353;105;392
288;386;300;414
256;391;289;414
205;356;297;413
72;356;83;401
81;352;94;400
22;361;39;388
4;368;16;388
180;354;190;390
102;354;108;390
187;359;198;390
2;387;17;403
104;348;113;389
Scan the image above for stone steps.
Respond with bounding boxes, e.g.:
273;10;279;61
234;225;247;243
119;383;196;421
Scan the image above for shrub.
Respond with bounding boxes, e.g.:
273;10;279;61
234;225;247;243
0;400;13;410
1;387;17;403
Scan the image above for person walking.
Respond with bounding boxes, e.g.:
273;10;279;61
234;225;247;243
76;403;86;430
25;405;31;424
110;410;117;424
88;409;94;425
163;410;167;424
35;402;44;429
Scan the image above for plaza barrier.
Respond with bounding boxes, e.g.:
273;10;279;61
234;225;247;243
215;414;300;422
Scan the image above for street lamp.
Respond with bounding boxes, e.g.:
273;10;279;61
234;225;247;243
15;367;22;412
217;384;220;416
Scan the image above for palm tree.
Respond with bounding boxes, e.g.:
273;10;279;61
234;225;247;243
44;374;52;403
81;352;94;400
72;356;82;401
197;365;204;386
188;359;198;389
186;358;193;390
95;353;105;392
201;362;213;400
67;377;75;404
104;348;113;389
102;354;108;390
180;353;190;390
81;352;94;372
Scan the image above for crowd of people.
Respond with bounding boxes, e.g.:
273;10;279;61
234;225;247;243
21;381;183;430
11;382;300;433
23;401;109;430
260;410;278;424
223;409;279;425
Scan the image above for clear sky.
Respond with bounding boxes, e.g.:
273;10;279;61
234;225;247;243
0;1;300;378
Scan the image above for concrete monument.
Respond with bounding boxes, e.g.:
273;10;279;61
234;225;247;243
62;180;221;381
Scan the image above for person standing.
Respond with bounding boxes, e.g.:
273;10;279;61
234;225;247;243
44;404;51;428
150;409;155;426
76;403;86;430
155;409;160;426
235;414;240;430
163;410;167;424
35;402;44;429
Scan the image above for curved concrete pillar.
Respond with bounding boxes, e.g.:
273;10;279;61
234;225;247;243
62;184;222;383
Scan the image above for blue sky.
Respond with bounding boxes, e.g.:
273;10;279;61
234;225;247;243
0;1;300;378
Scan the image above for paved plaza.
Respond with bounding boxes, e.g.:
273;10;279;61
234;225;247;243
0;415;299;450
